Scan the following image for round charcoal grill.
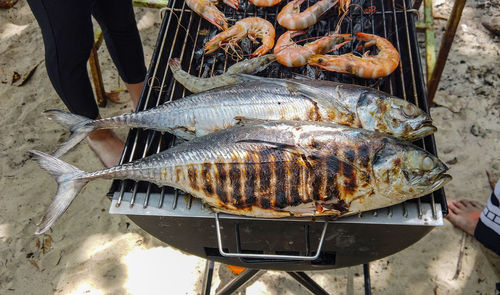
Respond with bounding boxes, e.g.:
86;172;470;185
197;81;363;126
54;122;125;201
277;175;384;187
108;0;447;276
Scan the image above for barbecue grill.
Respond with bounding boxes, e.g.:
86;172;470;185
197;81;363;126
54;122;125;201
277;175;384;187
108;0;447;291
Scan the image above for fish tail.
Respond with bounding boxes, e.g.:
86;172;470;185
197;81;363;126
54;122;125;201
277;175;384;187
30;150;90;234
44;110;97;158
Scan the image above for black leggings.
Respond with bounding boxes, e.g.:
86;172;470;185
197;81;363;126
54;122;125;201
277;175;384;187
27;0;147;119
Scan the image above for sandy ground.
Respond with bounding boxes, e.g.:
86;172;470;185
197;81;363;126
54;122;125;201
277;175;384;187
0;0;499;294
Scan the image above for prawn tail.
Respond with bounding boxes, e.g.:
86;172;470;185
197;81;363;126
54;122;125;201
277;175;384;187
29;150;90;234
44;110;98;158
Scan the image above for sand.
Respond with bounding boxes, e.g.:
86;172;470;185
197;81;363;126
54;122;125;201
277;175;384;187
0;0;498;294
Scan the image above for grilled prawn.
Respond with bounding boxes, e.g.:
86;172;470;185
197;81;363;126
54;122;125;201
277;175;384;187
185;0;236;31
249;0;282;7
274;31;351;67
205;17;275;57
31;120;451;234
308;32;400;79
277;0;338;30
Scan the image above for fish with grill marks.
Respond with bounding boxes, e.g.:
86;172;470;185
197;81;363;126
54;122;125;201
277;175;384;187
46;75;435;158
30;120;450;234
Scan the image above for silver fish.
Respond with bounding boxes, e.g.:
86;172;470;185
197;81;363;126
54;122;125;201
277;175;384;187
47;76;435;157
31;120;450;234
169;54;276;93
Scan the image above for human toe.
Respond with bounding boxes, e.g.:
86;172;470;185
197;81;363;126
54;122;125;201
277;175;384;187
447;201;461;213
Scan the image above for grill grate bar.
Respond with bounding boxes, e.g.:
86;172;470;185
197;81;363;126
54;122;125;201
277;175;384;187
109;0;446;224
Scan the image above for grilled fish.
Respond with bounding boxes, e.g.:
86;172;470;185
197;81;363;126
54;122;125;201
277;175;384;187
47;76;435;157
169;54;276;93
31;120;450;234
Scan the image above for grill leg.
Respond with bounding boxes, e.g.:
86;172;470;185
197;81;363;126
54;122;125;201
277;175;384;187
363;263;371;295
287;272;329;295
202;260;214;295
216;268;261;295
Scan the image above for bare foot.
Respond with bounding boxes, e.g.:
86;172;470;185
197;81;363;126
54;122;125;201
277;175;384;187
446;200;483;236
87;129;124;168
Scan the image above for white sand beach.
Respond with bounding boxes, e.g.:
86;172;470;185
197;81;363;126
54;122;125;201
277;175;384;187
0;0;498;294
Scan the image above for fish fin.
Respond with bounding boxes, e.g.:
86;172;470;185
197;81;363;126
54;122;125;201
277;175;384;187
168;127;196;141
236;75;354;117
29;150;89;234
45;110;97;158
234;116;269;126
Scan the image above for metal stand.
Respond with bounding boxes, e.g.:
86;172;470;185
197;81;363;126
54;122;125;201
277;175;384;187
202;261;372;295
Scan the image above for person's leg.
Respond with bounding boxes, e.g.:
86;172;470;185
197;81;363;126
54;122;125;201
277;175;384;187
27;0;98;119
87;128;124;168
91;0;147;109
27;0;125;167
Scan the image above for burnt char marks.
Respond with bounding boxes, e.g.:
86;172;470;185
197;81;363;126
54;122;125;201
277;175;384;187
342;162;357;195
289;157;303;206
325;155;341;201
244;160;257;207
357;144;371;168
187;165;199;191
274;154;288;208
201;163;214;195
258;149;273;208
343;147;355;162
215;163;228;204
229;164;243;208
311;169;324;201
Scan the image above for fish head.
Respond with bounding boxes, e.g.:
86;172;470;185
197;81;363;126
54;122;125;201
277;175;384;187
372;141;451;199
356;92;436;140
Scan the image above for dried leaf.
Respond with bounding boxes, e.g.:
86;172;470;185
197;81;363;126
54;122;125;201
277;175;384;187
41;235;53;254
35;239;40;249
11;72;20;84
16;63;40;86
0;0;18;9
29;259;39;270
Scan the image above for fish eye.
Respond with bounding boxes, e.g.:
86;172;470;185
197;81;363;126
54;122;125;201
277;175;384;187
402;104;416;117
422;156;434;170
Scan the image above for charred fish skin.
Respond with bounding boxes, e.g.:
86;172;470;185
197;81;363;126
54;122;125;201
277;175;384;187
31;120;450;234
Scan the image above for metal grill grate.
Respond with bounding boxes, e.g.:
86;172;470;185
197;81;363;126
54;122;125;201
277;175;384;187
108;0;447;223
